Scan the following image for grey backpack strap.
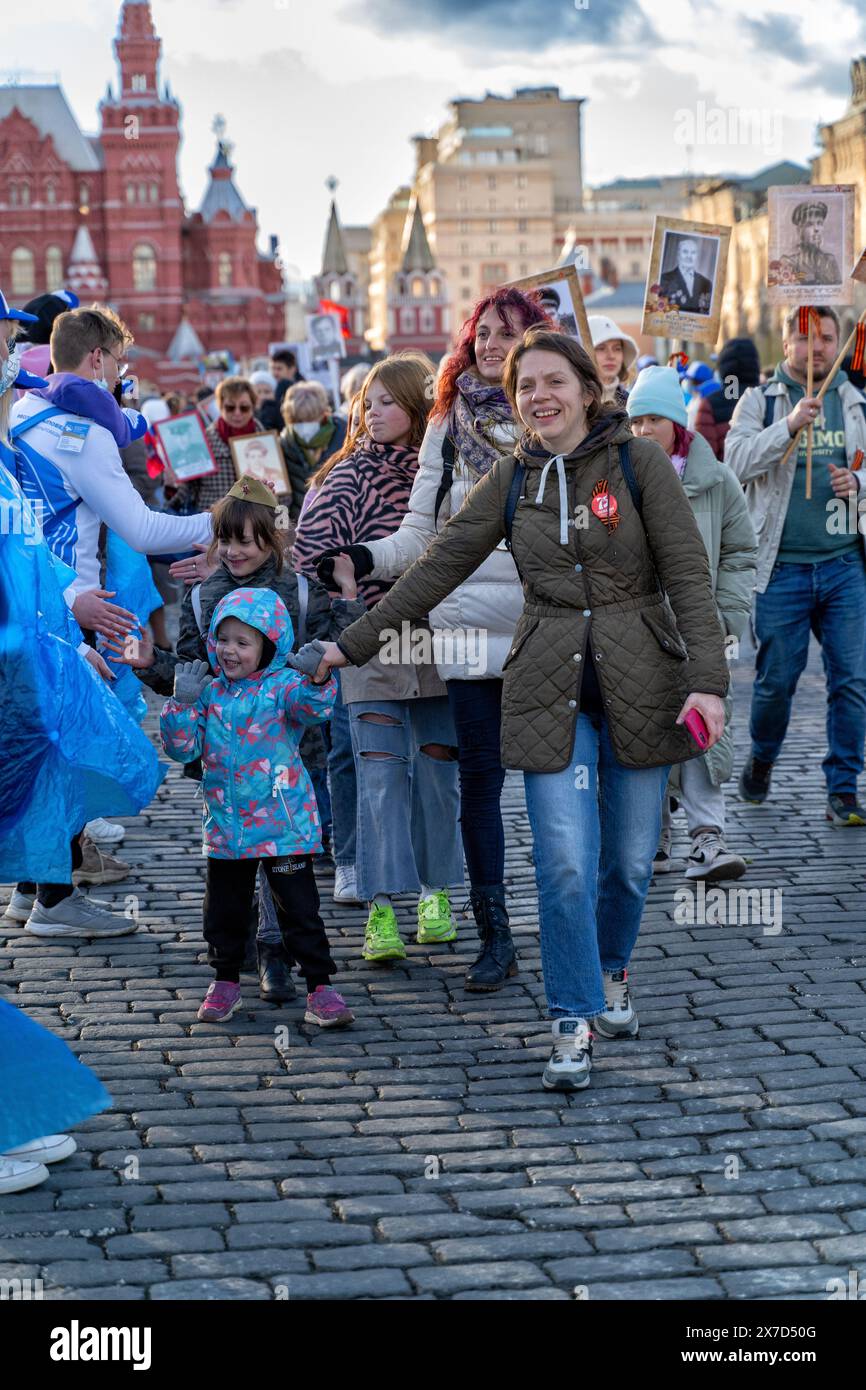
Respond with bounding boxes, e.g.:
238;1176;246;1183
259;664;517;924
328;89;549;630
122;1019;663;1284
190;583;204;635
296;573;309;648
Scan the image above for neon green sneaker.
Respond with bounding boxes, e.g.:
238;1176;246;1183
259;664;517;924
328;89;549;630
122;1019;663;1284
362;903;406;962
416;890;457;945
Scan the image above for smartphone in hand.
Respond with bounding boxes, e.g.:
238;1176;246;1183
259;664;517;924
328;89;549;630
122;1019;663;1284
683;708;710;750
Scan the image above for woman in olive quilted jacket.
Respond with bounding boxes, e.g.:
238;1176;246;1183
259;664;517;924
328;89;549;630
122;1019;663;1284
294;330;729;1094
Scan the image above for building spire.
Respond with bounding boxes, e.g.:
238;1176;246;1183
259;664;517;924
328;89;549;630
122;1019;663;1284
321;190;349;276
67;223;108;297
401;199;435;273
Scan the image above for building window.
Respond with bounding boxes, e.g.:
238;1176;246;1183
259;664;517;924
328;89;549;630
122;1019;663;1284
460;265;470;277
481;262;507;286
516;198;527;210
458;199;468;212
131;74;147;92
519;242;528;255
126;183;136;204
9;184;18;206
462;287;472;300
518;218;528;232
459;221;469;234
399;308;414;332
429;276;440;296
459;242;469;254
45;180;57;206
458;174;468;190
487;175;497;189
149;182;159;202
519;262;529;275
517;174;527;189
132;242;157;291
488;199;496;211
45;245;64;292
343;278;353;298
419;307;435;333
489;220;498;233
11;247;35;296
411;276;425;298
20;181;31;207
139;312;156;331
631;261;641;277
488;242;498;255
329;279;341;300
218;252;233;287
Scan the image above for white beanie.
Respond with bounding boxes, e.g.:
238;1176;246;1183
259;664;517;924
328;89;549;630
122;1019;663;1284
587;315;639;370
249;370;277;390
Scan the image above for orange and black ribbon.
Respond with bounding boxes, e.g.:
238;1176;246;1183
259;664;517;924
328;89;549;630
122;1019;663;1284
798;306;822;337
668;351;689;370
591;478;620;533
852;449;864;472
851;322;866;374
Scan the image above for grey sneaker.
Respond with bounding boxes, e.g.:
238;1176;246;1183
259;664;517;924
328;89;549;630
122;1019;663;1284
26;888;138;938
542;1017;593;1091
333;865;361;903
652;825;674;874
826;794;866;828
3;888;35;922
593;969;639;1039
684;830;746;881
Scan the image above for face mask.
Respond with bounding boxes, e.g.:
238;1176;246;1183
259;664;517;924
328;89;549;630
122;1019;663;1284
94;374;111;392
0;345;21;399
293;421;322;443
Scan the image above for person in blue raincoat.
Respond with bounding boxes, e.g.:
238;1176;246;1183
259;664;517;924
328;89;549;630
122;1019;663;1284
0;291;165;931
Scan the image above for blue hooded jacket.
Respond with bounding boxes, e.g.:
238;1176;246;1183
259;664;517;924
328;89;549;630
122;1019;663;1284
159;587;336;858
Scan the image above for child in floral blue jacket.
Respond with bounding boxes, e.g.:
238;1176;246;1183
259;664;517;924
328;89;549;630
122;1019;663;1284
160;586;353;1026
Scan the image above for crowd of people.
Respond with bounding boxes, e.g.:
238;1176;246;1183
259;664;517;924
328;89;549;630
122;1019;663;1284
1;275;865;1194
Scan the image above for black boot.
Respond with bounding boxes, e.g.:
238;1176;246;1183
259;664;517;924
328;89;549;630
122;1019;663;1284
257;940;297;1002
465;884;518;992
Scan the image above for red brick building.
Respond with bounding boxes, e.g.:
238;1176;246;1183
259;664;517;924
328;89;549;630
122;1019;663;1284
0;0;285;386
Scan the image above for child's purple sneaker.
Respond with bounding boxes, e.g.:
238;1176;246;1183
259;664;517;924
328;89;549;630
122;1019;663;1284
305;985;354;1028
197;981;242;1022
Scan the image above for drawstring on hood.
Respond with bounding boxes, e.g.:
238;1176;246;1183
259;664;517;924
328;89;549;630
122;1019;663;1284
534;454;569;545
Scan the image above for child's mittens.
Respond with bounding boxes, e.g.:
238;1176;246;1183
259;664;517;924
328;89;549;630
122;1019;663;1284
286;640;328;678
173;659;213;704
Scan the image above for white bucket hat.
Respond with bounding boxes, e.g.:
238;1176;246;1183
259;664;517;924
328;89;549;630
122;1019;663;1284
587;314;639;370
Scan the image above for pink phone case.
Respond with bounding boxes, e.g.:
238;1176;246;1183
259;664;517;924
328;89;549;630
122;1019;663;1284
684;708;710;750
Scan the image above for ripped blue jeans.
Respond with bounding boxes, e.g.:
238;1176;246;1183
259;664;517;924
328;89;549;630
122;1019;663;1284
348;696;464;901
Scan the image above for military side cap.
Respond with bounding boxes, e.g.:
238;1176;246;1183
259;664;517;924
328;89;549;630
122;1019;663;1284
792;201;828;225
227;475;277;508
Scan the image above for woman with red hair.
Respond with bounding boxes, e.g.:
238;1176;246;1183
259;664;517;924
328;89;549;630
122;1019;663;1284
315;287;550;991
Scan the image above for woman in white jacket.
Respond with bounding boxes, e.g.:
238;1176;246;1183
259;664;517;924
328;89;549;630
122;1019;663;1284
316;287;550;990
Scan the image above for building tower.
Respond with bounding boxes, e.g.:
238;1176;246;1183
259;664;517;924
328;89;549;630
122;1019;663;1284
98;0;184;350
387;198;450;357
313;179;367;356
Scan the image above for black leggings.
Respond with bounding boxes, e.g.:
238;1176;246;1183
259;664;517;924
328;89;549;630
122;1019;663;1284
18;831;84;908
203;855;334;990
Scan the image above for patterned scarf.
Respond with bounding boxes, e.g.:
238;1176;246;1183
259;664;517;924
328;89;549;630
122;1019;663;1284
450;370;514;477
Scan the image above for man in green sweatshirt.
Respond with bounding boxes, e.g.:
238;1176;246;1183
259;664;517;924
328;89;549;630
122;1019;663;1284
726;304;866;827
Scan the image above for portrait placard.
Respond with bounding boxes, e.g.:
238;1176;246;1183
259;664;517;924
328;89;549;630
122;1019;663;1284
506;264;594;361
228;431;290;493
643;217;730;345
767;185;855;304
153;411;217;482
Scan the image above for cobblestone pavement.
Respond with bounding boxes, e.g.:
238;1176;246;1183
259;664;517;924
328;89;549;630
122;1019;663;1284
2;641;866;1302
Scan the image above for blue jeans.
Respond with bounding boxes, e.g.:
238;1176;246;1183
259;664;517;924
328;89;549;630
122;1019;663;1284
446;678;506;888
523;714;670;1019
750;551;866;794
348;696;464;901
328;677;357;868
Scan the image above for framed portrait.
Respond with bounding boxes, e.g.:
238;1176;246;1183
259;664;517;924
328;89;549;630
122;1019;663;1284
229;431;290;493
153;410;217;482
768;185;855;305
305;311;346;364
643;217;730;345
505;264;594;361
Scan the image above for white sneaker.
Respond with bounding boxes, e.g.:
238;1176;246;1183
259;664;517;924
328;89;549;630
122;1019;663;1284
26;887;138;938
333;865;361;903
3;888;35;922
3;1134;77;1165
685;830;746;882
84;817;126;846
652;825;674;874
542;1017;593;1091
0;1155;50;1194
593;968;639;1038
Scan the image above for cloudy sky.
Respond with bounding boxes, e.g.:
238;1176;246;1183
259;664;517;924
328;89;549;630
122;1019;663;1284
3;0;865;278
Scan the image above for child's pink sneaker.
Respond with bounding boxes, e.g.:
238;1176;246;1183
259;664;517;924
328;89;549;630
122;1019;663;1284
197;981;242;1022
305;985;354;1028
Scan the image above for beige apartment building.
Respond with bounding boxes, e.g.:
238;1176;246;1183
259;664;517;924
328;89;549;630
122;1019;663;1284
401;87;584;315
